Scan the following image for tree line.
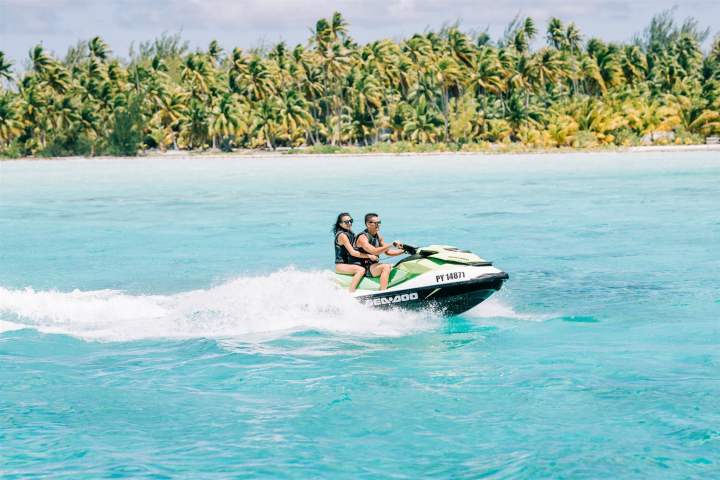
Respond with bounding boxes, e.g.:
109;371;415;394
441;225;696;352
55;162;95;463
0;10;719;157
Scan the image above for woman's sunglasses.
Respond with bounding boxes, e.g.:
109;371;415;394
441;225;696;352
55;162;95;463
341;219;353;225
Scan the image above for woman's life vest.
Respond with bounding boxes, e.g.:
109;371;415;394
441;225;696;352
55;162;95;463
334;230;356;264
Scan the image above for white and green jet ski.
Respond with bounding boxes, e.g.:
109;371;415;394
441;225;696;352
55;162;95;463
335;245;508;316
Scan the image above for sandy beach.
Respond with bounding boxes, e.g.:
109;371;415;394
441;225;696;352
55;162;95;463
4;142;718;163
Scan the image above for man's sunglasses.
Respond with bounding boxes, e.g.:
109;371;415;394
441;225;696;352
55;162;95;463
341;219;353;225
367;221;382;225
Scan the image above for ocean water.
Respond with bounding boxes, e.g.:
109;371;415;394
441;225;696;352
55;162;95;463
1;152;719;478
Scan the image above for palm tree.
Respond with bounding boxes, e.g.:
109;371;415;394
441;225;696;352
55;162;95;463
152;87;187;149
620;46;648;85
243;56;276;101
363;40;398;87
88;36;111;61
0;93;23;146
316;42;351;144
312;18;333;49
504;92;543;135
253;98;280;149
527;48;565;92
277;89;312;145
209;92;240;149
449;94;483;143
182;100;209;148
625;98;677;141
351;71;383;138
50;95;80;132
329;12;349;43
675;33;703;75
447;28;475;68
432;57;463;141
578;53;607;95
664;93;720;135
403;35;433;69
569;97;624;143
43;64;71;94
29;45;52;76
484;119;512;143
546;114;578;146
181;54;211;99
505;16;537;55
587;39;623;90
207;40;223;66
565;23;583;54
403;98;443;143
547;18;566;50
0;52;13;85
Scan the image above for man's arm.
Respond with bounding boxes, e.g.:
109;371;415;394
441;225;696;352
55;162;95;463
380;236;404;256
356;235;393;256
338;233;377;261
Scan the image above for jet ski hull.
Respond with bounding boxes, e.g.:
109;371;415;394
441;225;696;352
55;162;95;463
355;272;508;316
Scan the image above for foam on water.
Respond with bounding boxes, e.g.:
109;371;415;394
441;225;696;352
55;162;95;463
0;319;25;334
466;296;551;322
0;269;437;342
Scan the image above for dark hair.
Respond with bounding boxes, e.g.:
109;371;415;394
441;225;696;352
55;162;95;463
364;213;379;225
333;212;353;234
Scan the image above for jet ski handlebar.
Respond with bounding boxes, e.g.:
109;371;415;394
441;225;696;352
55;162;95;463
395;244;441;257
398;243;418;255
393;243;440;257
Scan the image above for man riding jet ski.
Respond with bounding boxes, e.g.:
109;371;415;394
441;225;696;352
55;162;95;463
335;243;508;316
332;212;507;316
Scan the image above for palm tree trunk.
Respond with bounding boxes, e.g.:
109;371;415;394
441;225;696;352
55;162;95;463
442;89;450;142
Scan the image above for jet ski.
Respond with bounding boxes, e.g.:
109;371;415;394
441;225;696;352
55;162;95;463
335;245;508;316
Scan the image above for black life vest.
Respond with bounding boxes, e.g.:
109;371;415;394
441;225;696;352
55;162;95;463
334;230;356;264
355;229;380;264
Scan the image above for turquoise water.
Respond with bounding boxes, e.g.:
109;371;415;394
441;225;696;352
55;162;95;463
1;152;719;478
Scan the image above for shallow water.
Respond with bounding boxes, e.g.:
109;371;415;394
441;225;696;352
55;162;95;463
1;152;719;478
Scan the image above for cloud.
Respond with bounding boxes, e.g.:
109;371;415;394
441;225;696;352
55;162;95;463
0;0;718;64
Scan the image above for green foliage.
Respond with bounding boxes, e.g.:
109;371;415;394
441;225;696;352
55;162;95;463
1;10;719;157
130;32;189;63
219;136;234;152
40;131;93;157
107;96;143;156
300;144;344;154
0;140;24;158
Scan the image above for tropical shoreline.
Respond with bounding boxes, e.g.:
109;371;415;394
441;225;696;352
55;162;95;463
3;142;719;162
1;10;719;160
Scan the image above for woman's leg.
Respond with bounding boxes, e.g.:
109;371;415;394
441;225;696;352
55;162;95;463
369;263;392;290
336;264;366;292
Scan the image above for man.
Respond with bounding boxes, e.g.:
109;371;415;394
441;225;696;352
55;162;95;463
354;213;405;290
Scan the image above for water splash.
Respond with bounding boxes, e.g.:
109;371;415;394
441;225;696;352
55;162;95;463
0;269;437;342
0;319;25;334
465;297;550;322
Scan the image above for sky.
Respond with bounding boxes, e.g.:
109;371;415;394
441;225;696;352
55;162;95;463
1;0;719;67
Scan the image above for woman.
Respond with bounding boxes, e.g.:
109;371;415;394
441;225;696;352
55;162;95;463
333;212;377;292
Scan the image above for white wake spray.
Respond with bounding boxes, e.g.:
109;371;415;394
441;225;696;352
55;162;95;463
0;269;437;342
466;296;552;322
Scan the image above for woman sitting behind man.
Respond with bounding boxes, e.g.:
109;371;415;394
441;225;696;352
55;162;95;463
333;212;404;292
